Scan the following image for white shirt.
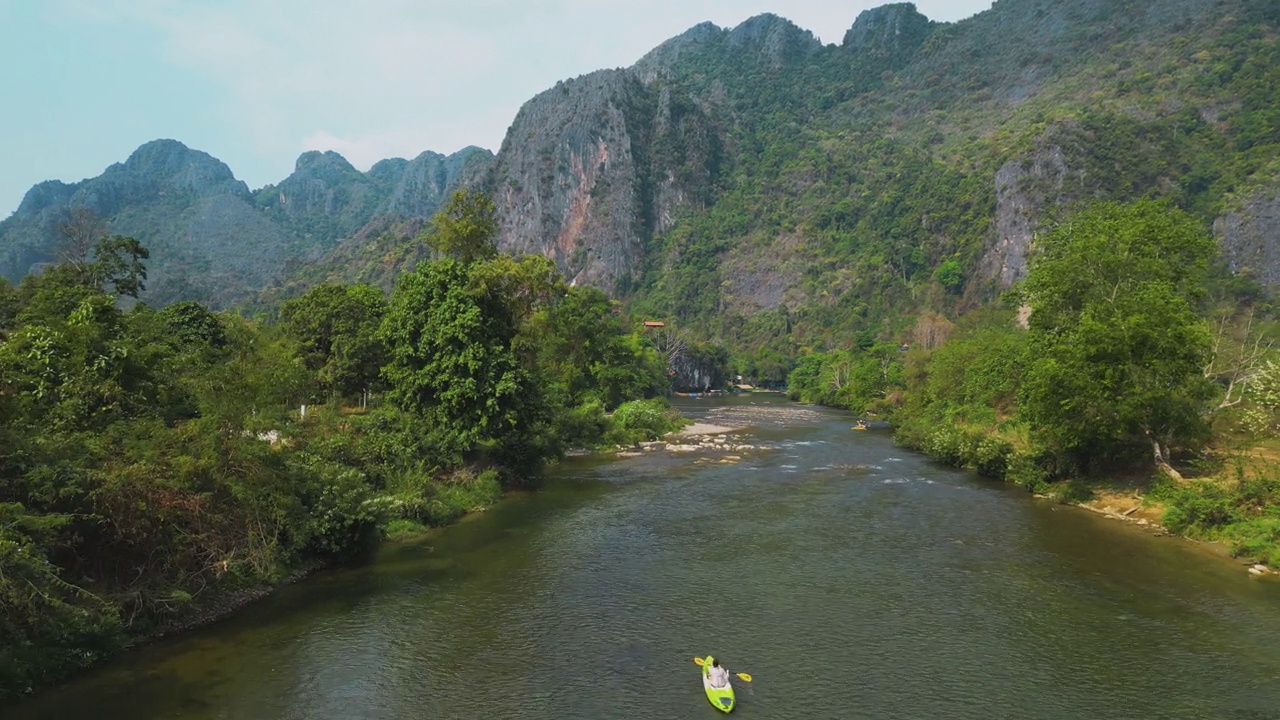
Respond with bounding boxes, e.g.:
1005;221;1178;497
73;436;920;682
708;665;730;688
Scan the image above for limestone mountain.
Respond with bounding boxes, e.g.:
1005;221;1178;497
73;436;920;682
0;141;490;308
252;145;492;247
458;0;1279;374
0;140;296;307
3;0;1279;363
253;148;494;306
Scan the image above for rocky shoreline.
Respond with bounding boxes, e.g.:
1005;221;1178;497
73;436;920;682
614;423;762;461
1047;491;1276;579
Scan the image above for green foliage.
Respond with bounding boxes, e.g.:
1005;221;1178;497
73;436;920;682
1152;463;1280;565
281;283;388;399
604;398;687;445
293;457;385;559
901;322;1030;426
528;286;667;409
158;301;228;349
381;258;531;463
186;317;311;424
0;504;123;702
934;259;964;294
892;201;1228;496
0;200;677;699
426;189;499;266
88;236;149;298
418;469;503;526
1020;200;1217;468
0;278;18;336
554;398;609;449
787;343;906;414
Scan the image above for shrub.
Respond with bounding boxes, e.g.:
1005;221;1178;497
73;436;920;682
1155;480;1242;534
419;469;502;526
605;399;686;445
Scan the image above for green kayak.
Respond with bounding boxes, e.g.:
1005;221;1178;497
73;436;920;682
701;655;736;713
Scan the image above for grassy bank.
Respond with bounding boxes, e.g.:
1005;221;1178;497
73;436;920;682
893;418;1280;570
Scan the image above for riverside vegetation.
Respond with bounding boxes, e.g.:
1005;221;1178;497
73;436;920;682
5;0;1280;704
787;199;1280;570
0;191;685;702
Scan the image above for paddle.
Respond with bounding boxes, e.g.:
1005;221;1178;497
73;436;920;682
693;656;753;682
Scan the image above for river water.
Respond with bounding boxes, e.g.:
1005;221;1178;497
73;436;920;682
9;395;1280;719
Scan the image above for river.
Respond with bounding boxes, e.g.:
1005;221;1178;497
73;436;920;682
9;395;1280;719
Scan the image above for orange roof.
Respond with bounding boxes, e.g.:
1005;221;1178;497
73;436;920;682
643;321;665;327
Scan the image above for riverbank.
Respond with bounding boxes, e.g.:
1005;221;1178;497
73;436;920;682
13;394;1280;720
1084;477;1277;577
1039;485;1276;577
132;561;324;646
4;398;692;706
890;418;1279;578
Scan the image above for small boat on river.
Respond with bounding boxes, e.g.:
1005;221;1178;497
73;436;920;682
700;655;735;713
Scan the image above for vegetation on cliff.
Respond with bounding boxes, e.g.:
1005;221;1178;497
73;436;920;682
555;1;1275;394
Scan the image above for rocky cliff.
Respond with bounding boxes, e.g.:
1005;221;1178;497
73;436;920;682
976;124;1091;289
485;13;825;295
842;3;935;56
384;146;492;217
486;67;725;293
487;70;652;293
1216;173;1280;291
253;150;389;245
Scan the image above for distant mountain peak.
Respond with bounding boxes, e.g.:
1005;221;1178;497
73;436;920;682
633;14;824;81
729;12;808;41
843;3;934;54
15;180;75;216
728;13;823;62
635;18;722;69
114;139;244;195
293;150;358;175
128;137;192;157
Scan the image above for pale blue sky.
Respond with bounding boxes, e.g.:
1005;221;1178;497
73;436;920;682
0;1;991;218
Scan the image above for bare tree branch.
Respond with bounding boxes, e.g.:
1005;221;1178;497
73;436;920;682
54;207;107;272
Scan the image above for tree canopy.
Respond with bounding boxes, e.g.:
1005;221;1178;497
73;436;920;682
1019;200;1217;470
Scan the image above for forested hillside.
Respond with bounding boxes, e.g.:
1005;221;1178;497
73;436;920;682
5;0;1278;341
275;0;1280;386
607;0;1280;380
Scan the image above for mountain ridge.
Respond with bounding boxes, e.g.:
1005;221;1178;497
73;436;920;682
1;0;1278;342
0;138;493;307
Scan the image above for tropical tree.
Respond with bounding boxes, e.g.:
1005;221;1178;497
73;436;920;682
280;283;387;399
381;258;531;464
426;189;499;265
532;285;667;408
1019;199;1217;476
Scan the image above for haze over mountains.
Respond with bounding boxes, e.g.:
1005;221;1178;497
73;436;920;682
2;0;1278;350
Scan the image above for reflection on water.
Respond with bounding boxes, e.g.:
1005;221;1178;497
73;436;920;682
10;395;1280;719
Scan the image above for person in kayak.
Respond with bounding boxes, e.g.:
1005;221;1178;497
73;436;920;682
707;658;730;688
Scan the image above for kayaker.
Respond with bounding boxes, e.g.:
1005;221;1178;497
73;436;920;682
707;659;730;688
